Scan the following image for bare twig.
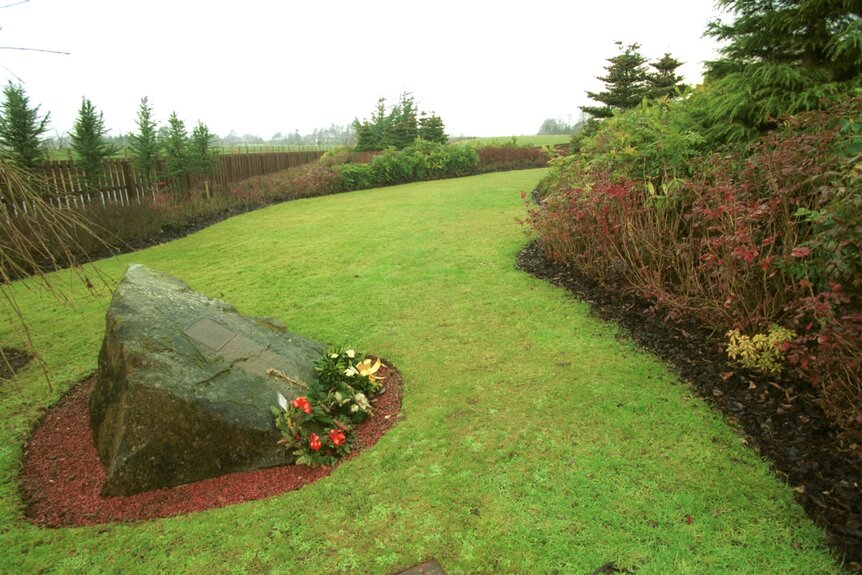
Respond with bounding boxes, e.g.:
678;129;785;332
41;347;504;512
0;61;22;83
1;155;114;390
0;46;69;55
0;0;30;10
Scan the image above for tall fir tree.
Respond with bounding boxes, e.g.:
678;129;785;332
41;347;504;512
386;92;418;149
69;97;116;191
354;94;447;151
706;0;862;82
581;42;650;119
703;0;862;141
162;112;189;190
188;121;216;178
0;82;50;171
370;97;389;150
352;120;377;151
129;97;160;182
647;53;686;99
418;112;447;143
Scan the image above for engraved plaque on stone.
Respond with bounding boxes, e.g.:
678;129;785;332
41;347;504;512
184;318;236;351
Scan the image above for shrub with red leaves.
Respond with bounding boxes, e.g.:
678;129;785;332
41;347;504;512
476;146;548;173
528;96;862;444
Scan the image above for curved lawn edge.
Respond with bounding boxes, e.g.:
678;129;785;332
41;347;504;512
517;240;862;571
0;170;845;574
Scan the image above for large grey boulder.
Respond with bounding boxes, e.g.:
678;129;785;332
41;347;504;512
89;264;324;496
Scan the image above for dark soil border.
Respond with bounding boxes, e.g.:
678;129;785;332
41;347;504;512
517;241;861;572
0;347;34;381
19;362;402;527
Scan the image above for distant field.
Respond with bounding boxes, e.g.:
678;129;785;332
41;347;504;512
451;134;572;147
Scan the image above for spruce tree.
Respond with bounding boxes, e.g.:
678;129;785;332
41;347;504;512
162;112;188;190
581;42;650;119
370;97;389;150
387;92;418;149
706;0;862;83
703;0;862;141
352;120;376;151
188;121;216;178
354;95;448;151
418;113;447;143
129;96;160;182
647;53;686;99
0;82;50;171
70;98;116;192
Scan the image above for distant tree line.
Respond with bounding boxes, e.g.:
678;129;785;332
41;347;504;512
267;124;356;147
536;116;588;136
353;93;447;151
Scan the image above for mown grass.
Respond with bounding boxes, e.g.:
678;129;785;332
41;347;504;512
0;169;844;574
452;135;571;147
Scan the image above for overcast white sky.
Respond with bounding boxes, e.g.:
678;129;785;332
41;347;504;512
0;0;725;139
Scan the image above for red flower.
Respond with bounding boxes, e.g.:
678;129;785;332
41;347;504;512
290;396;312;414
328;429;346;447
309;433;322;451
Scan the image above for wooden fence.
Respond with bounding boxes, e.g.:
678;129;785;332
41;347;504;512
1;150;324;217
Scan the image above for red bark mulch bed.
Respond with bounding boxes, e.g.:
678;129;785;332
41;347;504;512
20;363;402;528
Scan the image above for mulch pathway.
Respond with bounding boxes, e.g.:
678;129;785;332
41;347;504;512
19;364;402;527
517;241;862;573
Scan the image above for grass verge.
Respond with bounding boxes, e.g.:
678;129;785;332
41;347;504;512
0;169;843;574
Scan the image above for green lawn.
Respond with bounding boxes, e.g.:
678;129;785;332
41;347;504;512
451;135;571;147
0;170;842;574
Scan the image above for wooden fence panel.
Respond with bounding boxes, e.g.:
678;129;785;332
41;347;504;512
16;150;324;215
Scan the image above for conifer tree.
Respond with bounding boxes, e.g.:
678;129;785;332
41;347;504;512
187;120;216;198
0;82;50;171
353;94;447;151
705;0;862;83
370;97;389;149
387;92;418;149
581;42;650;119
703;0;862;141
647;53;686;99
162;112;188;190
70;98;116;191
188;121;216;178
352;120;376;151
418;112;447;143
129;97;160;182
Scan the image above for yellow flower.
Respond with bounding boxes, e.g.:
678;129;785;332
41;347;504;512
354;357;382;381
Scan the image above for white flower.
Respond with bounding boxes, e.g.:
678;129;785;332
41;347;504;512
354;392;370;410
346;349;356;358
344;369;354;377
329;353;339;359
350;404;360;413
